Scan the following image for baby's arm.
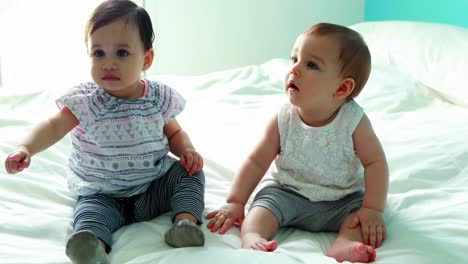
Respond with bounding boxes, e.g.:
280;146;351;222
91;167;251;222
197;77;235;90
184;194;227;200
164;118;203;176
351;114;389;248
206;114;280;234
4;107;79;174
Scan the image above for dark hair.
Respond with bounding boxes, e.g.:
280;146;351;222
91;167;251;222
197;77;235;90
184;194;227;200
85;0;155;51
304;23;371;100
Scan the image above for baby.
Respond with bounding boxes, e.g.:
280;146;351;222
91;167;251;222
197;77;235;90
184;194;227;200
206;23;388;263
4;0;205;263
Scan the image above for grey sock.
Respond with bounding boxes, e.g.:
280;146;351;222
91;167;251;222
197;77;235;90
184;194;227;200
66;230;109;264
165;218;205;248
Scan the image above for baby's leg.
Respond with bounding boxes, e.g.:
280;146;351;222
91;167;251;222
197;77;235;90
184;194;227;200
241;206;279;252
326;212;376;263
67;194;125;263
165;167;205;247
137;162;205;247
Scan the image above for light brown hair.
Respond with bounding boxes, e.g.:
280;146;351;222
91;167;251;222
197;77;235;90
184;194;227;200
304;23;371;100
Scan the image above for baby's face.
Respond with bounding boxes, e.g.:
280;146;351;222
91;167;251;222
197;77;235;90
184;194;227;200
285;33;344;111
87;19;151;98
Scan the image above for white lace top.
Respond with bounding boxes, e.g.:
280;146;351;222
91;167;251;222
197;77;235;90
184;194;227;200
265;100;364;201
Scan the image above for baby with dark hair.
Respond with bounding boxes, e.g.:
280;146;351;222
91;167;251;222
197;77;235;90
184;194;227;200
5;1;206;263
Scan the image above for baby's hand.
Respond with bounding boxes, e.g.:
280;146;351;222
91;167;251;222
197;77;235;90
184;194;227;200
349;207;386;248
205;203;245;234
180;149;203;176
4;148;31;174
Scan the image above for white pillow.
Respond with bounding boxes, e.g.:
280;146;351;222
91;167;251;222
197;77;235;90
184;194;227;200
350;21;468;105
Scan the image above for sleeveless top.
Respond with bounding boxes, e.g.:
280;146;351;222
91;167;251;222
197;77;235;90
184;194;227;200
265;100;365;201
56;79;184;197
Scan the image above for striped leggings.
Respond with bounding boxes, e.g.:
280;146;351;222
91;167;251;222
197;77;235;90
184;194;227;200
72;162;205;252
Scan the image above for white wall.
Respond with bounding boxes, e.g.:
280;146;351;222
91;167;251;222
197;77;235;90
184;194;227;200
0;0;143;92
145;0;365;75
0;0;364;90
0;0;102;91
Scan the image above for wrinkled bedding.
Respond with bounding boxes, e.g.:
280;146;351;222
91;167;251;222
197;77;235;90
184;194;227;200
1;21;468;263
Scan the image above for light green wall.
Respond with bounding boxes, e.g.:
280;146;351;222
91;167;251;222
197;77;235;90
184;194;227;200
145;0;364;75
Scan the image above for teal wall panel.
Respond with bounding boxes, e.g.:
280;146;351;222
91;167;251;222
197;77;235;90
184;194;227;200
365;0;468;28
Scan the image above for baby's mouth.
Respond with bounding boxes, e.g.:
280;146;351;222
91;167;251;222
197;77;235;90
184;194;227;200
102;74;120;81
288;81;299;91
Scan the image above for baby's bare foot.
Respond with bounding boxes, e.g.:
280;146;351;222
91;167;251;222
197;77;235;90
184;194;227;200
242;234;278;252
326;239;376;263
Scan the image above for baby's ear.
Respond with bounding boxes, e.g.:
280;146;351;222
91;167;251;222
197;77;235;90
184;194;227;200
334;78;355;99
143;48;155;71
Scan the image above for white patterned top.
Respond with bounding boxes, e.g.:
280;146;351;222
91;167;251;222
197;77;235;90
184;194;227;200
265;100;365;201
56;79;184;197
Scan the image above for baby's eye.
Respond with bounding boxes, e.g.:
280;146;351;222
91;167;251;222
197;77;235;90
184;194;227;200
290;56;298;64
307;61;319;70
92;49;105;57
116;49;129;57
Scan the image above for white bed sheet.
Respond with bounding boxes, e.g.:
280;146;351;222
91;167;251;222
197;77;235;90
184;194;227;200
1;59;468;263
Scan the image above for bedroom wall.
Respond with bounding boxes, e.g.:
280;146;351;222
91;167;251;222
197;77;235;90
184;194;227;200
0;0;110;91
364;0;468;28
145;0;365;76
0;0;144;91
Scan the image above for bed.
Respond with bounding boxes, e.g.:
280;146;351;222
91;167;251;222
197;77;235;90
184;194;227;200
1;21;468;263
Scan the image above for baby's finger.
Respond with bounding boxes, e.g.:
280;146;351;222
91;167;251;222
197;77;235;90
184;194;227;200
187;156;202;176
376;225;384;248
206;219;215;229
4;161;16;174
180;155;187;167
208;218;220;231
369;226;377;248
7;152;24;162
189;160;199;176
206;215;219;229
19;157;30;170
194;157;203;174
361;224;370;245
210;214;226;232
219;218;234;234
184;155;194;171
7;158;24;174
199;156;204;170
205;210;219;220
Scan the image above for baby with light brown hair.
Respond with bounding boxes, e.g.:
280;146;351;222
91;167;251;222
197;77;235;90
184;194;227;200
206;23;388;263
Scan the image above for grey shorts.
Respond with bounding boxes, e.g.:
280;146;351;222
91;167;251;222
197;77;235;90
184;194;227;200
250;186;363;232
